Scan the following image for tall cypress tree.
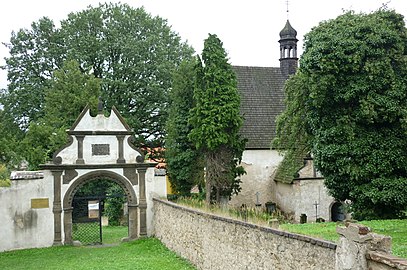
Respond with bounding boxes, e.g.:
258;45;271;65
189;34;246;203
166;59;204;195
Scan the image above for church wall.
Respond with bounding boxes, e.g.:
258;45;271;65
229;149;283;207
0;174;54;252
272;179;335;223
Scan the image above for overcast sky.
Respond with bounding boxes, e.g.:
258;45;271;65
0;0;406;89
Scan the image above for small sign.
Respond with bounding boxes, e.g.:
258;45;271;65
31;198;49;209
92;144;110;156
88;200;99;219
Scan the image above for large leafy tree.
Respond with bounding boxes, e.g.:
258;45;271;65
273;73;312;183
189;34;246;204
21;60;100;169
1;3;194;163
166;60;204;195
277;9;407;219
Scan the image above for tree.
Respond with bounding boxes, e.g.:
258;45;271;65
22;60;100;169
273;73;312;183
278;9;407;219
166;60;204;195
189;34;246;204
1;3;194;160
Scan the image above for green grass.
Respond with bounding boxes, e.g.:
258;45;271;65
280;219;407;258
102;226;128;244
0;238;196;270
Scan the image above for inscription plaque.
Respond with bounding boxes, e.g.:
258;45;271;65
31;198;49;209
92;144;110;156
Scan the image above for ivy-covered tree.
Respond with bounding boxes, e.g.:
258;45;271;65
22;60;100;169
189;34;246;204
273;72;312;183
276;9;407;219
1;3;194;161
166;60;204;195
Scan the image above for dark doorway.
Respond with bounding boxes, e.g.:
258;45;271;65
331;202;346;222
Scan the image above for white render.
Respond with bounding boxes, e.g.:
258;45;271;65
230;149;283;207
0;176;54;252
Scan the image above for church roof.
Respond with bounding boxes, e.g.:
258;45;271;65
234;66;286;149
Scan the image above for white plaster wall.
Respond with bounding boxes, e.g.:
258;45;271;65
82;136;118;164
273;179;335;222
0;172;54;252
229;150;284;207
146;169;167;235
57;135;142;165
74;110;127;131
57;136;78;164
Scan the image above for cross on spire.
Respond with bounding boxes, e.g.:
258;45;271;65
286;0;290;19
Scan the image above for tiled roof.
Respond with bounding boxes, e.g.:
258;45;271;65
234;66;286;149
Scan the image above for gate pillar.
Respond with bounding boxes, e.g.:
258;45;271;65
137;168;147;237
128;203;139;239
51;170;63;246
63;207;73;245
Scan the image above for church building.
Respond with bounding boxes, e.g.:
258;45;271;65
231;20;342;223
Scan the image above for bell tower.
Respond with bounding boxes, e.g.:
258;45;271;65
279;20;298;78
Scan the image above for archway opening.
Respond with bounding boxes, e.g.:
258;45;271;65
71;178;128;245
331;202;346;222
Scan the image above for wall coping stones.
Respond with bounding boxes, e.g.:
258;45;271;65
10;171;44;180
367;251;407;270
153;198;337;250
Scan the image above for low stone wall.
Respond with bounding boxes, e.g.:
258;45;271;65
367;251;407;270
153;198;336;270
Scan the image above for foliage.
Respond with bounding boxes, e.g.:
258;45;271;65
189;34;246;203
104;185;127;226
273;73;312;183
0;164;11;187
1;3;194;166
175;196;289;226
165;60;204;195
0;109;24;169
0;238;196;270
280;219;407;258
20;60;100;169
276;9;407;219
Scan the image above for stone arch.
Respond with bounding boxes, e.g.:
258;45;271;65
62;170;139;244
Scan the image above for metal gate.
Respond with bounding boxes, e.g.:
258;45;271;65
72;196;103;245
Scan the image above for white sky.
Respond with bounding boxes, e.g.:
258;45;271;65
0;0;406;89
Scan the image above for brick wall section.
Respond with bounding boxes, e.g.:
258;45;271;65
153;198;336;270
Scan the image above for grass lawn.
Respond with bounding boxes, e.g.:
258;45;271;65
102;225;128;244
0;238;196;270
280;219;407;258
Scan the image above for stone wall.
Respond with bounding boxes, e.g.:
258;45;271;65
336;223;407;270
0;176;54;252
153;198;336;270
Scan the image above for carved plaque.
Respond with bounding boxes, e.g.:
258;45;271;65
92;144;110;156
31;198;49;209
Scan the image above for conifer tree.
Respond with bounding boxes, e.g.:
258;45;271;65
189;34;246;203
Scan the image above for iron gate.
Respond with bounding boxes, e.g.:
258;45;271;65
72;196;103;245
